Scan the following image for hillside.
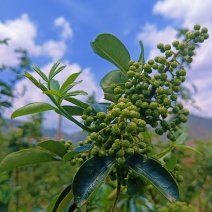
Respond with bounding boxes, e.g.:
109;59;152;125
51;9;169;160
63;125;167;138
3;114;212;143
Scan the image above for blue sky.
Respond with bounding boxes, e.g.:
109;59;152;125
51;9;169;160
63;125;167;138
1;0;212;133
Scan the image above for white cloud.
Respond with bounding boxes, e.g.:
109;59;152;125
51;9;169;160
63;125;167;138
0;14;71;66
5;61;104;133
138;23;177;60
137;0;212;117
153;0;212;27
54;17;73;39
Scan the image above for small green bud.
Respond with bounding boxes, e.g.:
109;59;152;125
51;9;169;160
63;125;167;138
174;164;181;171
155;128;164;135
121;140;130;148
126;122;137;132
96;112;106;119
201;27;208;33
148;59;154;65
194;24;201;30
164;44;171;50
157;43;164;49
177;174;184;182
172;40;179;47
117;157;126;165
126;148;134;156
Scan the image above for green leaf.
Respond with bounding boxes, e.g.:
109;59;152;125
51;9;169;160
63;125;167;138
127;154;179;202
59;105;84;116
43;90;61;97
100;70;129;101
52;185;75;212
60;72;81;95
63;143;94;162
175;133;188;145
52;65;66;79
60;80;83;96
138;41;145;63
38;140;67;158
88;103;110;113
174;144;202;155
91;33;130;73
64;97;89;109
0;149;58;172
50;79;60;91
49;60;61;80
11;102;56;118
62;90;88;98
142;131;151;144
158;152;177;170
32;64;48;82
73;156;115;206
24;71;40;88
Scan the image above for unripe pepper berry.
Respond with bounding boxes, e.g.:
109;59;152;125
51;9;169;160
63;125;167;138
194;24;201;30
126;148;134;156
126;122;137;132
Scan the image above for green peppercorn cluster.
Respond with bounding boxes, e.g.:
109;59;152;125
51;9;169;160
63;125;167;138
76;25;208;171
59;139;88;166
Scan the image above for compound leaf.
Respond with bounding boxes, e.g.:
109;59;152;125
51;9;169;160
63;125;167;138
59;72;81;95
32;64;48;82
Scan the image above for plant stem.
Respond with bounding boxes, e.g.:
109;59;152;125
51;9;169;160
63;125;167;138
110;179;121;212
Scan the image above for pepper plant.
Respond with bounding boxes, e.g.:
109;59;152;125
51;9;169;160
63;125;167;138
0;24;209;211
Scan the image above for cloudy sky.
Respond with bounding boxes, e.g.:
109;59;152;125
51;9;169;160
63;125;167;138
0;0;212;133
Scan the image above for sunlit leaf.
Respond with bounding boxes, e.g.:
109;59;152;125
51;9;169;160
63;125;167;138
32;64;48;82
73;156;115;207
11;102;56;118
138;41;145;63
50;79;60;91
0;149;58;172
43;90;61;97
175;133;188;145
49;60;61;80
38;140;67;158
52;65;66;78
127;154;179;202
62;90;87;98
24;71;40;88
91;33;130;73
60;72;81;95
60;80;83;96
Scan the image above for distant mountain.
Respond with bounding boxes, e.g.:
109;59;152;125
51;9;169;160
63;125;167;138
2;114;212;143
187;114;212;139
